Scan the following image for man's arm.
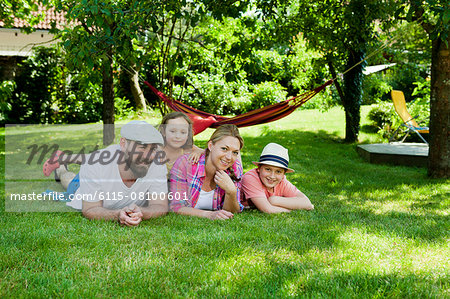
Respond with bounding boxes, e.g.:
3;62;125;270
82;200;119;220
140;193;169;219
82;200;142;227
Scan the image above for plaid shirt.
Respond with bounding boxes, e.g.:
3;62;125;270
169;153;243;212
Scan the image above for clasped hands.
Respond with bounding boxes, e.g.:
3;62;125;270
119;203;143;227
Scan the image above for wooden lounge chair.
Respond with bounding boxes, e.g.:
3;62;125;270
389;90;429;144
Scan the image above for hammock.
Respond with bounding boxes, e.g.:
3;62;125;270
143;79;333;134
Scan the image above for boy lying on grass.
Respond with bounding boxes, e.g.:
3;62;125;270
241;143;314;214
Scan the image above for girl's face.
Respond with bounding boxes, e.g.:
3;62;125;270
208;136;240;171
164;117;190;149
258;164;286;190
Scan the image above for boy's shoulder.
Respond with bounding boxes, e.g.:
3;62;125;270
242;168;260;185
242;168;258;178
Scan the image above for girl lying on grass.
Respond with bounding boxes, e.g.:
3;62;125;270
43;111;204;182
241;143;314;213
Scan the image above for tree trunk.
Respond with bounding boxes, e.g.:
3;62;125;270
102;53;115;146
342;49;365;143
428;35;450;178
328;61;345;101
129;68;146;111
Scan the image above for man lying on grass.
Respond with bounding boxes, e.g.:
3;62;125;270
43;121;169;226
241;143;314;213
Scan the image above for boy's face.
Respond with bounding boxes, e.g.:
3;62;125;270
258;164;286;190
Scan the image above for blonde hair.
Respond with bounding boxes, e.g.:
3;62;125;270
206;124;244;181
159;111;193;149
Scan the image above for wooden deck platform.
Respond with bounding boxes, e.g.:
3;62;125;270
356;143;429;167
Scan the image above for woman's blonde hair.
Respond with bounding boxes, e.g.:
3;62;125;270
159;112;193;149
206;124;244;181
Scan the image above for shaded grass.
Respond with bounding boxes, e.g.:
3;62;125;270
1;106;449;297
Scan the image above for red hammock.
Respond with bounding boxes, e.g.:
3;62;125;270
143;79;333;134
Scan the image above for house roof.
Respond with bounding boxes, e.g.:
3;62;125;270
0;5;67;30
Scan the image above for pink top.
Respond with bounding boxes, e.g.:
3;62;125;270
241;168;299;200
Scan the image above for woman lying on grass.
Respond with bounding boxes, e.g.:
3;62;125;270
241;143;314;213
169;124;244;220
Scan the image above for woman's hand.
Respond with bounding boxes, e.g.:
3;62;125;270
214;170;237;194
208;209;234;220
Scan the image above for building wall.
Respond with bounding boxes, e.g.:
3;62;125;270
0;28;57;80
0;28;57;57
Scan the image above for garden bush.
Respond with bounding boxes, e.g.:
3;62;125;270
1;47;144;124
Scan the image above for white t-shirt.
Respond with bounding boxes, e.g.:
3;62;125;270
194;189;214;210
67;144;167;210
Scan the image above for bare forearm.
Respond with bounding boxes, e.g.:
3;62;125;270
264;205;292;214
222;191;240;213
176;207;211;218
82;207;120;221
269;194;314;210
250;197;291;214
141;204;168;219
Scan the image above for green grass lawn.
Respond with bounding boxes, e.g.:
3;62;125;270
1;106;449;297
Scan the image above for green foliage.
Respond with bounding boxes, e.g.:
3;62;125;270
384;63;429;101
177;72;252;115
7;0;438;123
55;71;103;124
382;21;431;65
409;79;431;124
0;81;15;122
1;47;105;124
5;47;63;123
114;97;135;120
250;81;287;110
406;0;450;42
144;13;331;115
362;73;393;105
0;0;43;32
367;102;397;138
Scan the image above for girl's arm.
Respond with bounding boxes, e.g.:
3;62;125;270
187;145;204;164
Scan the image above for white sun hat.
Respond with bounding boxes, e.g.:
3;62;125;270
252;143;295;173
120;120;164;145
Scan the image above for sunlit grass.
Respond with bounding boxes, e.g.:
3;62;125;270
1;106;449;297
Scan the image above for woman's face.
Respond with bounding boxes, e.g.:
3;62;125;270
258;164;286;190
164;117;190;149
208;136;240;170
